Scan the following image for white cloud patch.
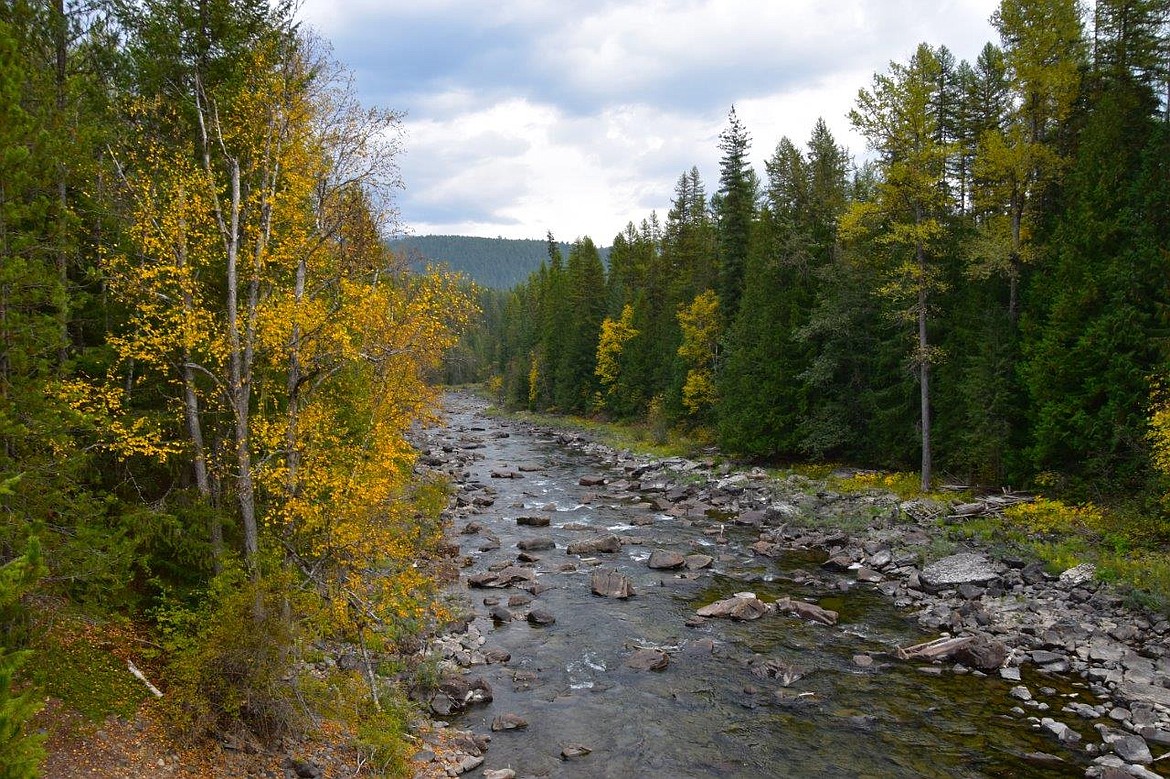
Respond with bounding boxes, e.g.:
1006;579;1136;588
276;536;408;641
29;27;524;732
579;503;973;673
298;0;1003;241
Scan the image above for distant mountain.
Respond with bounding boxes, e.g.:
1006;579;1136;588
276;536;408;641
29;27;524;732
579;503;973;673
389;234;609;290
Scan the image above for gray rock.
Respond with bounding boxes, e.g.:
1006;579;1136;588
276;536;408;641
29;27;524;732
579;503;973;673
1110;733;1153;764
527;609;556;626
685;554;714;570
516;515;550;527
491;713;529;731
647;549;687;570
561;743;592;760
696;594;770;621
1040;717;1081;743
567;534;621;555
920;553;1001;588
590;569;635;599
776;596;839;626
1010;685;1033;701
625;648;670;671
517;537;555;551
1059;562;1096;587
953;634;1009;671
483;770;517;779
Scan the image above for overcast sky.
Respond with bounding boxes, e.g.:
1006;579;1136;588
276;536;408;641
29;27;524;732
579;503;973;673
298;0;1002;243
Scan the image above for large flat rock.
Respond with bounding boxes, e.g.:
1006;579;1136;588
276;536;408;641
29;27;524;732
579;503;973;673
920;553;1001;588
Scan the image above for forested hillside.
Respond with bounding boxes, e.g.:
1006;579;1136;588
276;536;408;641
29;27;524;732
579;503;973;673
478;0;1170;511
391;234;610;289
0;0;472;773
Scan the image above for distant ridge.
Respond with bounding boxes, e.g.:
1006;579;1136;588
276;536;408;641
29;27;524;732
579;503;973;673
389;234;609;290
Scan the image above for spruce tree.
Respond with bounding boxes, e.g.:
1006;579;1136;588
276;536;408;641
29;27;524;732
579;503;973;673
714;107;756;320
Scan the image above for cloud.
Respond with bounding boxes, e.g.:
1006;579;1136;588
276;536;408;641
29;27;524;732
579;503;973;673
299;0;1002;241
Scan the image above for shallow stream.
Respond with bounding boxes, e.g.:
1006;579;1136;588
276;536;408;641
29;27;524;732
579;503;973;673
434;394;1095;778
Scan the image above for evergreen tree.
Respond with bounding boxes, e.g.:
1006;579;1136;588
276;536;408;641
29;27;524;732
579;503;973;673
714;106;756;320
0;533;46;779
847;43;953;490
1024;0;1170;494
553;237;607;412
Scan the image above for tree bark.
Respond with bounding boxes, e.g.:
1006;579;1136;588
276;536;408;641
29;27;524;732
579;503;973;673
916;227;932;493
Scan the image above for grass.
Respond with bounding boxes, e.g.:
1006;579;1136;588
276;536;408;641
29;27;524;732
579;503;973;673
489;404;715;460
28;609;152;721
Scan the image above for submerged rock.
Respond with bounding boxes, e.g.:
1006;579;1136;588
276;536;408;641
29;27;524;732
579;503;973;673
775;596;838;626
527;608;556;626
491;713;529;731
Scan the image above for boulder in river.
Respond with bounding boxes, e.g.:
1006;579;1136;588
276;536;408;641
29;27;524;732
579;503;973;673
578;475;606;487
527;608;556;626
775;596;838;626
567;534;621;555
517;537;555;551
696;594;770;621
430;676;493;715
952;633;1008;671
491;713;529;731
647;549;686;570
561;744;592;760
625;648;670;671
516;515;550;527
896;633;1007;671
591;569;635;599
685;554;714;570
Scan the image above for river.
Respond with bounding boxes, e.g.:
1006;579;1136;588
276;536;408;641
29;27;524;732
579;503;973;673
422;391;1096;778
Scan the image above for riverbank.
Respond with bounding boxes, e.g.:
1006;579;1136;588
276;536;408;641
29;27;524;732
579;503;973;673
410;390;1170;778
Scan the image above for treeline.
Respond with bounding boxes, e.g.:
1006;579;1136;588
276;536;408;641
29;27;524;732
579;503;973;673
484;0;1170;503
0;0;470;770
391;234;610;289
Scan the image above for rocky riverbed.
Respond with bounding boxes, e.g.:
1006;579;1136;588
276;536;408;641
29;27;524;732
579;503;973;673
410;391;1170;778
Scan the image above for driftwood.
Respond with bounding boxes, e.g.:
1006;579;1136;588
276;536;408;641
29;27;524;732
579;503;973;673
895;635;975;662
127;659;163;697
945;492;1034;521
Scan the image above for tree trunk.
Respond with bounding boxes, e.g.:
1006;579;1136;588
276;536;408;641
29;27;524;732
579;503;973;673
54;0;70;372
917;236;932;493
177;201;219;571
223;159;259;569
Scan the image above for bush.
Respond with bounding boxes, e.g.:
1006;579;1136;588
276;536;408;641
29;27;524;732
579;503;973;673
158;561;306;744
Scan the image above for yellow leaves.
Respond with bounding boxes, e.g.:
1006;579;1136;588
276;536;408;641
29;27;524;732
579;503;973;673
595;304;638;392
676;290;721;366
53;379;180;460
1004;497;1106;536
677;291;722;416
681;371;718;416
1148;380;1170;501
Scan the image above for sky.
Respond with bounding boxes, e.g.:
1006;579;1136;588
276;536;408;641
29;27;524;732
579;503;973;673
297;0;1002;243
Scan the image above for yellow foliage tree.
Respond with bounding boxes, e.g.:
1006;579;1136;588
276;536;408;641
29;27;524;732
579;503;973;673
677;290;721;416
595;304;638;403
97;33;475;649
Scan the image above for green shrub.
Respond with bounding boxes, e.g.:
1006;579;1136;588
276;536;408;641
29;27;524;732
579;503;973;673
158;561;306;743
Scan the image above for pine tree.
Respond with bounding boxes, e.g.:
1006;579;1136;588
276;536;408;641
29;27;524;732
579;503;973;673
714;107;756;320
847;43;953;490
0;534;46;779
1023;0;1170;493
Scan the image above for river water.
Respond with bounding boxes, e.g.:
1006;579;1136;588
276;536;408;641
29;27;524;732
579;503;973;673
430;393;1094;778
